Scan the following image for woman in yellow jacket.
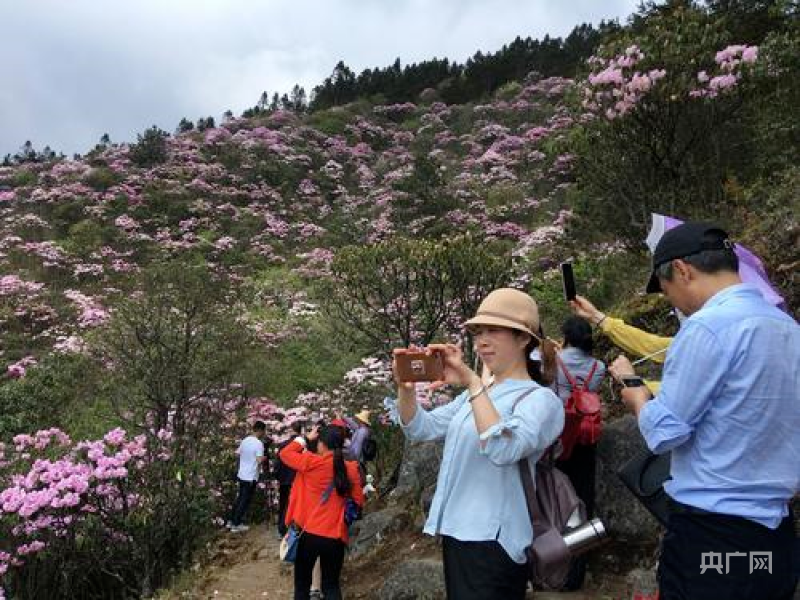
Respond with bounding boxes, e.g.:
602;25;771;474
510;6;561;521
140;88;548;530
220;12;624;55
570;296;672;394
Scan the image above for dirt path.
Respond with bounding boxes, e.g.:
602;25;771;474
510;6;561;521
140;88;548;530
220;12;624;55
158;524;635;599
158;527;293;599
200;532;291;599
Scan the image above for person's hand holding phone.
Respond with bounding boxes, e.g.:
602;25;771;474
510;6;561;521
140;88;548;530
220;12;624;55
425;343;476;390
570;295;605;325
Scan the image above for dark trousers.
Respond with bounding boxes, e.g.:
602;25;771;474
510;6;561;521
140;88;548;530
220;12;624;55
556;442;596;517
659;502;797;600
556;442;597;590
278;484;292;536
441;535;528;599
294;532;345;600
230;478;257;526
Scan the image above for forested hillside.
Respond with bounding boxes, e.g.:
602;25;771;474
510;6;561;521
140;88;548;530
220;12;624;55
0;1;797;598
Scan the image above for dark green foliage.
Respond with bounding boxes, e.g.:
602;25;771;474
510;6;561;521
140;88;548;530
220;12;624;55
64;219;118;256
196;116;215;131
11;169;37;187
97;260;253;437
310;23;617;110
129;126;169;167
737;167;800;318
245;322;364;403
176;118;194;133
569;3;783;244
84;166;119;191
0;354;101;441
321;236;514;355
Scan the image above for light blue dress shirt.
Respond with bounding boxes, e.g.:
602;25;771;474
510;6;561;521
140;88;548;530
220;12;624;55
639;284;800;528
400;378;564;563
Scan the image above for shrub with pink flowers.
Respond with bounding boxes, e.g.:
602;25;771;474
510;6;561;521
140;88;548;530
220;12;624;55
0;424;235;598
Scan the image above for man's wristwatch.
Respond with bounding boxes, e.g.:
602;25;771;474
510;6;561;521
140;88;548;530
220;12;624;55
620;376;646;388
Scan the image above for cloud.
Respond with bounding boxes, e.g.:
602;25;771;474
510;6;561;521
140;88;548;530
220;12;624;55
0;0;638;157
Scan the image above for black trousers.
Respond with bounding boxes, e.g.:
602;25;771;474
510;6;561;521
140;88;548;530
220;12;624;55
556;442;596;517
659;502;798;600
556;442;597;590
294;532;345;600
441;535;528;600
278;484;292;536
230;478;257;526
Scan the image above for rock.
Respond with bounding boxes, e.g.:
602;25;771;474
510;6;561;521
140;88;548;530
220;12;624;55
378;559;446;600
595;415;664;542
420;485;436;514
348;506;410;559
390;439;443;503
625;567;658;597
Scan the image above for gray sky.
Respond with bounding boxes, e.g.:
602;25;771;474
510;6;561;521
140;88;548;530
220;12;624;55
1;0;639;158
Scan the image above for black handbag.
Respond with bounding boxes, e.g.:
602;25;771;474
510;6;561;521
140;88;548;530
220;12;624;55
617;449;672;526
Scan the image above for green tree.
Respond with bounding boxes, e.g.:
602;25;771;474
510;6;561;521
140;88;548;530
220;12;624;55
129;125;169;167
96;262;253;449
176;118;194;133
569;3;761;242
321;236;513;356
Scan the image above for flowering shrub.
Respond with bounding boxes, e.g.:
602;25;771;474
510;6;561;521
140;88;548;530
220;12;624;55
0;425;232;599
582;46;667;119
690;44;758;98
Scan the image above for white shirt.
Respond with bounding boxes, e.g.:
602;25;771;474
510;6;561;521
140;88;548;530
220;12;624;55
237;435;264;481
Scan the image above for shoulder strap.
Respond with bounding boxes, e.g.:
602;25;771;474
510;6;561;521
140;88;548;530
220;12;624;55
296;482;335;536
510;385;539;412
511;388;557;529
581;361;599;392
555;355;578;389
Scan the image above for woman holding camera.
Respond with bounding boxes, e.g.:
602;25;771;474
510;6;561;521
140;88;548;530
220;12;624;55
279;425;364;600
393;288;564;599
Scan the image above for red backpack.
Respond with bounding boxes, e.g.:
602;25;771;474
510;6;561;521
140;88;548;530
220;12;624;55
556;357;603;460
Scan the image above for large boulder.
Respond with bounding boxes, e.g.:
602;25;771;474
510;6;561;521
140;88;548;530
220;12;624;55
596;415;664;542
348;506;411;559
378;559;446;600
390;439;443;502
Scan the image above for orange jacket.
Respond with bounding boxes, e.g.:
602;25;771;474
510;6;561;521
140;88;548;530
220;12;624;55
279;440;365;543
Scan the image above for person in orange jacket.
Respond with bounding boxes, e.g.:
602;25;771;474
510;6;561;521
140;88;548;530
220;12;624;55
280;424;364;600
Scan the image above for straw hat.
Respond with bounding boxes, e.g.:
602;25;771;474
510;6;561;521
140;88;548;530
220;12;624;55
464;288;539;337
354;410;372;426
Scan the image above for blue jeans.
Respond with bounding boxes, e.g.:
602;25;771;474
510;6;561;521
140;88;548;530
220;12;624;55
231;478;257;526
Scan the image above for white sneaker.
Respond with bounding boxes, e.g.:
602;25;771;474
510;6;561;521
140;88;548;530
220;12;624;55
231;524;250;532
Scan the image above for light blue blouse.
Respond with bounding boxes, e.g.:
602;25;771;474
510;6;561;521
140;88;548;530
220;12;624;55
400;378;564;563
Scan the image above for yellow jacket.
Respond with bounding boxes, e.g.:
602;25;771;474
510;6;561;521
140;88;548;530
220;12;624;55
600;317;673;394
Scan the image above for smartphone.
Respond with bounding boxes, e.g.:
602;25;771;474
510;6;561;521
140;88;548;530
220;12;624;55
395;349;444;382
560;262;577;301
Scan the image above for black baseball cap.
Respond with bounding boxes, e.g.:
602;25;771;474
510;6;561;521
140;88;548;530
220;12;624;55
646;222;732;293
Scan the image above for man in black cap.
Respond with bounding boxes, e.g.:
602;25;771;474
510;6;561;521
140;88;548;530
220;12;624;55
609;222;799;600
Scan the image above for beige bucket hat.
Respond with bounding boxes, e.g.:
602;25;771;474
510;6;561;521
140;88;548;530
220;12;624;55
464;288;539;337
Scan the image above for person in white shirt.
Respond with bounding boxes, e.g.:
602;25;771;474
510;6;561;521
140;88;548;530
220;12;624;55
228;421;267;532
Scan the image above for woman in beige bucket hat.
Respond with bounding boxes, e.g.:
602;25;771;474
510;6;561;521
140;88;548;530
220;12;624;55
392;288;565;599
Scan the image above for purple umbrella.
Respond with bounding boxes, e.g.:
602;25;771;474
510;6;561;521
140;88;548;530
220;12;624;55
645;213;786;308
